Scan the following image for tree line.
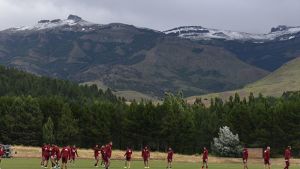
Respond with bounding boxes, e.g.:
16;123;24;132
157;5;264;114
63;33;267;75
1;66;300;156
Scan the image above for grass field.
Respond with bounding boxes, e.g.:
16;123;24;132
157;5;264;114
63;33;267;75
0;158;298;169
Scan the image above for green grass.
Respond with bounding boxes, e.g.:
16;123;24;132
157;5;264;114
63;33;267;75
0;158;296;169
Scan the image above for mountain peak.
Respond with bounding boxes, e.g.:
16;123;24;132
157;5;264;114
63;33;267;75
271;25;290;33
67;14;82;22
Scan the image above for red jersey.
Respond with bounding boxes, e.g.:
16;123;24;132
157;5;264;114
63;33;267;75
243;149;248;160
202;149;208;160
125;149;133;158
61;147;71;159
264;149;270;160
142;149;150;159
70;146;78;157
0;148;4;156
51;146;60;157
94;146;100;157
284;149;291;160
44;145;51;157
42;145;47;156
106;144;112;158
167;150;174;160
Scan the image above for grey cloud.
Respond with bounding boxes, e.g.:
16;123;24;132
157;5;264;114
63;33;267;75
0;0;299;33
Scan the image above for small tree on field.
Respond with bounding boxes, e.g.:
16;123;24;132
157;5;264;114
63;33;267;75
212;126;242;157
43;117;55;144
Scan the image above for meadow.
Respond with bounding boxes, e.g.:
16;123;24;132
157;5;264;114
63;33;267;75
0;158;297;169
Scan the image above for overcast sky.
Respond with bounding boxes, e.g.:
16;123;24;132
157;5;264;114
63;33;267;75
0;0;299;33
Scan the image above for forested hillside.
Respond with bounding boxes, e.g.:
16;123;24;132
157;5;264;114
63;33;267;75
1;66;300;155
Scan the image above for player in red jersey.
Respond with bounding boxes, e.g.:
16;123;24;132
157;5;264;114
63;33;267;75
100;145;106;167
142;146;150;168
43;144;51;168
201;147;208;169
70;145;79;165
94;144;101;167
166;147;174;169
242;148;249;169
106;141;113;166
284;146;292;169
40;143;47;167
61;145;71;169
263;146;271;169
124;147;133;169
51;144;60;168
0;145;4;168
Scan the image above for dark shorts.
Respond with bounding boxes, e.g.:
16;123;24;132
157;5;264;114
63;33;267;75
143;158;148;162
44;155;50;161
62;157;68;163
243;158;247;163
126;157;131;161
264;159;270;165
203;159;208;163
285;160;290;166
168;158;172;162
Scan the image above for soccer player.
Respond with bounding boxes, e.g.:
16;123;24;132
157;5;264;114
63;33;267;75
61;145;71;169
106;142;113;167
51;144;60;168
242;148;249;169
166;147;174;169
70;145;79;165
41;143;47;167
124;147;133;169
100;145;106;167
263;146;271;169
0;145;4;169
43;144;51;168
142;146;150;168
94;144;100;167
284;146;292;169
201;147;208;169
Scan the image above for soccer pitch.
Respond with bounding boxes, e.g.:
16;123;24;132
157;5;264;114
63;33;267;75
0;158;297;169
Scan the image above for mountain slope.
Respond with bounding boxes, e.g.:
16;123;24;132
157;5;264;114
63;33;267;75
187;56;300;104
165;26;300;71
0;15;269;97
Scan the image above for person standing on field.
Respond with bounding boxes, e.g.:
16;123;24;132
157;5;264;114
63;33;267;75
60;145;71;169
93;144;100;167
242;148;249;169
124;147;133;169
0;145;4;169
201;147;208;169
142;146;150;168
43;144;51;168
105;141;113;167
284;146;292;169
166;147;174;169
70;145;79;165
263;146;271;169
40;143;47;167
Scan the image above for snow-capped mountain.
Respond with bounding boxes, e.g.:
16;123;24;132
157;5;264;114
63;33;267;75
164;25;300;41
5;15;96;32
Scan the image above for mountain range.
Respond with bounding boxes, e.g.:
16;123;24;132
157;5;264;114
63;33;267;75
0;15;299;99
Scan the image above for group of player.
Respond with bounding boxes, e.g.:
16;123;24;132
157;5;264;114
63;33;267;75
242;146;292;169
39;142;292;169
93;142;174;169
40;144;78;169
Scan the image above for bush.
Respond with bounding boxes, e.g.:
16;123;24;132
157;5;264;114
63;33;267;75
212;126;242;157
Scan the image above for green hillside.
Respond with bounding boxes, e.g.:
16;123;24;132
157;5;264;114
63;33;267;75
187;57;300;104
